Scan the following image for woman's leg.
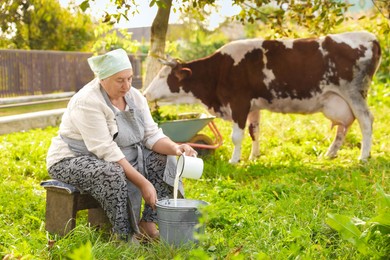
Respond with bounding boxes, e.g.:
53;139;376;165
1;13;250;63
141;152;174;222
48;155;132;238
139;152;183;238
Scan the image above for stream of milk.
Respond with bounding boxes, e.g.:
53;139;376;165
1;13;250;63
173;170;180;207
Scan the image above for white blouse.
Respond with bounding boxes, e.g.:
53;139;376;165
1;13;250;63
46;78;166;169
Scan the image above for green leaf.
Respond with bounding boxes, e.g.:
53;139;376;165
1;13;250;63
79;1;90;12
102;13;111;23
368;214;390;233
336;18;344;26
156;0;167;8
326;213;361;239
376;184;390;210
326;213;371;255
67;241;94;260
369;221;390;235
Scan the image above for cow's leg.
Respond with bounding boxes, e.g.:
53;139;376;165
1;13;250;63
326;125;350;158
322;93;355;158
247;110;260;160
357;110;373;161
347;96;373;161
229;123;245;164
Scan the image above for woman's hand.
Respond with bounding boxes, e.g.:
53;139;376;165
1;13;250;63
152;137;198;157
140;180;157;210
176;144;198;157
117;158;157;210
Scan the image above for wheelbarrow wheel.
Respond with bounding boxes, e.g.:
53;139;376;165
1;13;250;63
189;134;215;157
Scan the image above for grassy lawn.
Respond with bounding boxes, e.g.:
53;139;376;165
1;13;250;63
0;100;69;117
0;82;389;259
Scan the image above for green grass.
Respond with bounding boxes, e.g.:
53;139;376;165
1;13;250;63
0;100;69;117
0;81;389;259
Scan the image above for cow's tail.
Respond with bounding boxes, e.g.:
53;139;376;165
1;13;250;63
371;38;382;77
363;36;382;81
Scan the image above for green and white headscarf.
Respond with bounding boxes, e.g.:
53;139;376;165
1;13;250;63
87;49;132;80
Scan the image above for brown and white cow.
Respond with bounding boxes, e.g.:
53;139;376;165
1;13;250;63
144;31;381;163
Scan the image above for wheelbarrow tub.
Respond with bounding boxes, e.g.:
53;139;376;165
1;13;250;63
159;113;215;142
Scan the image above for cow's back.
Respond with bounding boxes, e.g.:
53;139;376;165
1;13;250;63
215;31;380;106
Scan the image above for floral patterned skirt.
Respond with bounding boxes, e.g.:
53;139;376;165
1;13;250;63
48;152;179;237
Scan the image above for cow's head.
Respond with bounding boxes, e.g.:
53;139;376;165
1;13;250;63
143;58;199;104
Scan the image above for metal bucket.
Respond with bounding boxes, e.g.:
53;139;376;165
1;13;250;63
156;199;209;246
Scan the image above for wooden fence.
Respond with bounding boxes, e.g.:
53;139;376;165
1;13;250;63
0;49;143;98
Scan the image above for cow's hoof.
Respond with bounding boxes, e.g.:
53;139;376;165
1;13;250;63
229;159;240;164
358;155;370;162
358;152;371;162
325;151;337;159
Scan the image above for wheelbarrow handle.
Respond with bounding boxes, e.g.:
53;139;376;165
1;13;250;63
186;121;223;150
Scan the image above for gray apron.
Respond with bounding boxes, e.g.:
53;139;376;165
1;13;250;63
62;87;183;234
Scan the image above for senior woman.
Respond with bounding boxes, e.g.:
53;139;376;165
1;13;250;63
46;48;197;242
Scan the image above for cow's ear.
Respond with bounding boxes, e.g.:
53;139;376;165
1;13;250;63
176;68;192;81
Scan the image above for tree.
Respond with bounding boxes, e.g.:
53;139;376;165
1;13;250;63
0;0;95;50
144;0;173;87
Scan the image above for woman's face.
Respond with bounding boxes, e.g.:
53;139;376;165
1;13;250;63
100;69;133;99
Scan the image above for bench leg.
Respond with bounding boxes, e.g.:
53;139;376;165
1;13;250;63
45;189;77;236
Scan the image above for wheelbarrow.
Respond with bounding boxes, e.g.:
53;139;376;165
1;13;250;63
158;113;223;156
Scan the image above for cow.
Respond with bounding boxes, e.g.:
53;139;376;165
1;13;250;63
144;31;381;164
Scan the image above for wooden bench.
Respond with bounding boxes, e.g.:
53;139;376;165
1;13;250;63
41;180;111;236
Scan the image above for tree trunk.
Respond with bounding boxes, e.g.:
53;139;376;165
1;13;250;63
143;0;172;89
